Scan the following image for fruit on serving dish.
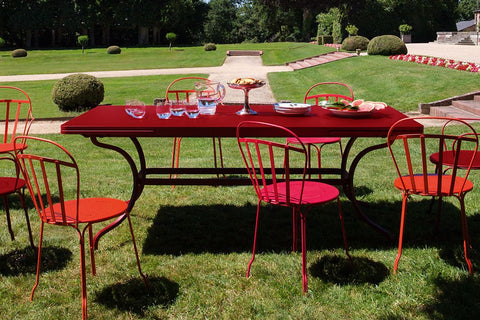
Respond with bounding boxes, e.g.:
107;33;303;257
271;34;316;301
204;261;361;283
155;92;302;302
325;99;387;111
230;77;264;85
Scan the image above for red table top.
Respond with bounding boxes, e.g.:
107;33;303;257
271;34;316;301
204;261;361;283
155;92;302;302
61;104;423;138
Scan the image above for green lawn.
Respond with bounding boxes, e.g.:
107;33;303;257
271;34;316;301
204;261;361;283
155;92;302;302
1;44;480;319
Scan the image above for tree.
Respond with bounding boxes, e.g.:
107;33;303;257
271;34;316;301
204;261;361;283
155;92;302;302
166;32;177;50
458;0;479;21
78;35;88;53
204;0;238;44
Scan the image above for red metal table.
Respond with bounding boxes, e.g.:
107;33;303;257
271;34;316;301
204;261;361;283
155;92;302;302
61;104;423;243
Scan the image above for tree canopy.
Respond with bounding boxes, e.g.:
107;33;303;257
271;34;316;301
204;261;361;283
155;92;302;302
0;0;462;48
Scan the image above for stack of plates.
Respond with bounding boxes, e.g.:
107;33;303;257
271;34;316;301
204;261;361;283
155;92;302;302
273;103;311;115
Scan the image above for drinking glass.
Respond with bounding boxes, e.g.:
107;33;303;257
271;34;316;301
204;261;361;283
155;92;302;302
169;100;185;116
185;102;200;119
155;100;171;119
125;99;146;119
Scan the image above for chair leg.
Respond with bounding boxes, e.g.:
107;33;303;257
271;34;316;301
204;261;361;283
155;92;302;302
459;197;473;274
78;229;88;320
126;212;149;286
434;196;443;237
394;195;408;274
247;201;262;278
88;224;96;276
212;138;225;178
292;208;298;252
18;191;35;249
300;210;308;294
31;222;45;301
3;196;15;240
337;198;352;264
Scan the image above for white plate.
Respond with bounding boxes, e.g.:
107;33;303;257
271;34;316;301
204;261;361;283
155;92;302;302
322;106;375;118
273;103;311;115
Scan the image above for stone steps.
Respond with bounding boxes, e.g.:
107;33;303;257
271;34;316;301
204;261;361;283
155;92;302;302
286;51;356;70
424;92;480;121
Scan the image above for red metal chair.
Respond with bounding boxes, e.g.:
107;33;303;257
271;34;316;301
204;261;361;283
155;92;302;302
0;156;34;248
286;82;353;176
165;77;224;180
1;86;35;247
14;136;149;320
237;121;352;294
387;117;478;274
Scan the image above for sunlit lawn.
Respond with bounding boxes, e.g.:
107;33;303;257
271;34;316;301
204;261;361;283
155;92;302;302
1;43;480;319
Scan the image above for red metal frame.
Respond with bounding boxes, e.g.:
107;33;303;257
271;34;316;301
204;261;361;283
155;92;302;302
387;116;478;274
0;86;35;247
14;136;149;320
237;121;351;294
286;82;355;177
61;104;423;246
165;77;224;182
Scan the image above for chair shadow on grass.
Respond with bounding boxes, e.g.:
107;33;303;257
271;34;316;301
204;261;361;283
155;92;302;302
0;246;72;276
95;276;179;317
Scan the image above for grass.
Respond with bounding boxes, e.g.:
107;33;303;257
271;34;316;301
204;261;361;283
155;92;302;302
1;134;480;319
2;43;480;319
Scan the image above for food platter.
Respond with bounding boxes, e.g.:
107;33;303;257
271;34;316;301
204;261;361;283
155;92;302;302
322;106;375;118
273;102;311;115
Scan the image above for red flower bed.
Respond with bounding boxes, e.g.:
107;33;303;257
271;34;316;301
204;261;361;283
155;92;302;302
389;54;480;73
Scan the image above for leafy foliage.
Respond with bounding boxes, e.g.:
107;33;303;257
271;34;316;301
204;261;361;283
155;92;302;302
204;43;217;51
11;48;27;57
106;45;121;54
367;35;407;55
341;35;369;51
52;74;104;112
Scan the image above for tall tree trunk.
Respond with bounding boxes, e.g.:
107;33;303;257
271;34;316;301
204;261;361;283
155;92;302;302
138;26;149;45
102;25;110;45
25;30;32;49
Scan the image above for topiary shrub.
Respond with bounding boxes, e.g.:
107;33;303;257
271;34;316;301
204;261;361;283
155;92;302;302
0;37;5;48
367;35;407;56
107;45;121;54
341;36;370;51
52;74;104;112
11;49;27;58
204;43;217;51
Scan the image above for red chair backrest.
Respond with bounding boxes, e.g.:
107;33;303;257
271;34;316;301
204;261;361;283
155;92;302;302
165;76;210;103
237;121;308;206
14;136;81;227
0;86;34;145
304;82;354;105
387;117;478;196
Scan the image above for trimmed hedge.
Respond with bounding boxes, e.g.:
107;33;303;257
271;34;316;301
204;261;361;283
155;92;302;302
107;45;122;54
204;43;217;51
367;35;407;56
341;36;369;51
52;74;104;112
11;48;27;58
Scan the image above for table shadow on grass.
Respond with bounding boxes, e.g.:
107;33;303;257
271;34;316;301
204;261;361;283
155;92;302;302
142;203;362;256
310;255;389;285
95;277;179;317
0;246;72;276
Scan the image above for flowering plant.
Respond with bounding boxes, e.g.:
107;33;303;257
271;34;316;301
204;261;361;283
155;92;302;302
389;54;480;73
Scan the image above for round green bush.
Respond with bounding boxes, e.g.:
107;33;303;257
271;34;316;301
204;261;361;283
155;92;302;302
0;37;5;48
204;43;217;51
341;36;370;51
367;35;407;56
107;45;121;54
11;48;27;58
52;74;104;112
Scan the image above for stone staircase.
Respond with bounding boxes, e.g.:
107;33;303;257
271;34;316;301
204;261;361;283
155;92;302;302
457;37;475;46
286;51;356;70
420;91;480;119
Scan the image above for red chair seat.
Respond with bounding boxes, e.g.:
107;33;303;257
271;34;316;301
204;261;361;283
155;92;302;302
394;175;473;196
430;150;480;169
0;177;26;195
44;198;128;225
0;142;27;153
286;137;341;145
260;181;339;205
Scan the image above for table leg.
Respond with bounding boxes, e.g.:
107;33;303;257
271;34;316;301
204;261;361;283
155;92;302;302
341;138;394;240
90;137;146;249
